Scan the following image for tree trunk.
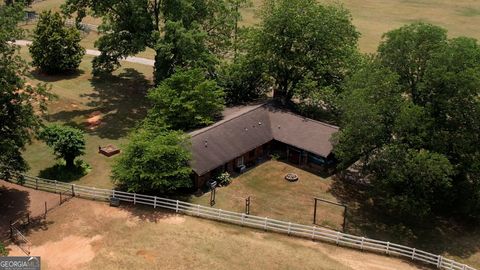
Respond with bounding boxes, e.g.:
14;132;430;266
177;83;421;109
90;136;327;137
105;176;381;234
65;156;75;168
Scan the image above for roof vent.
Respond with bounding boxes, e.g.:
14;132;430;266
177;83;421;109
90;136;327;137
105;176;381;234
244;127;248;131
278;125;281;129
258;122;262;125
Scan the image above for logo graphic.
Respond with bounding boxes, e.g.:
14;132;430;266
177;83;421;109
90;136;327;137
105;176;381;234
0;256;41;270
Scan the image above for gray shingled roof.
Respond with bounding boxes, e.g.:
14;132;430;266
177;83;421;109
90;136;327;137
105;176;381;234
189;104;339;176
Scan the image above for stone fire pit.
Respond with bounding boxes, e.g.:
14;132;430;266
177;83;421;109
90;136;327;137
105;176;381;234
99;145;120;157
285;173;299;182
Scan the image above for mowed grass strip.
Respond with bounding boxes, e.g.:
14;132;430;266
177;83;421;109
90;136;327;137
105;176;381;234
18;47;153;188
191;161;345;230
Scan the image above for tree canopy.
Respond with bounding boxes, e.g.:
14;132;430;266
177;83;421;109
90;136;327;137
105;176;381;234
334;23;480;222
62;0;246;83
235;0;359;108
39;125;86;168
0;2;50;179
30;11;85;74
112;123;192;194
148;68;225;130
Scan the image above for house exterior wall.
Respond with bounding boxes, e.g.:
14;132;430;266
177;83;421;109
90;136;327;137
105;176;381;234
193;141;334;189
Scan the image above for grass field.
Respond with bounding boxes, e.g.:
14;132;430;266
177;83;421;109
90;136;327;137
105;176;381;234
245;0;480;52
6;196;425;270
191;161;345;230
18;47;153;188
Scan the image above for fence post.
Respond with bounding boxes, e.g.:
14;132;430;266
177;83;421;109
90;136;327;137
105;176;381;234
386;242;390;255
411;248;416;260
175;200;179;213
133;193;136;205
54;180;57;193
35;178;38;190
197;204;200;216
336;231;341;245
153;197;157;209
287;222;292;235
44;201;47;219
360;237;365;251
59;192;62;205
437;255;442;268
218;209;222;219
92;187;96;200
241;213;245;226
311;226;316;240
264;217;268;231
71;184;75;197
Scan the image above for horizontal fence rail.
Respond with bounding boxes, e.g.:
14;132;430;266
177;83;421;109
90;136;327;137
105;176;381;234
13;175;477;270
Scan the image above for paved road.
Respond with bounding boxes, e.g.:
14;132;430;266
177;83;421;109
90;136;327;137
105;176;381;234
14;40;155;66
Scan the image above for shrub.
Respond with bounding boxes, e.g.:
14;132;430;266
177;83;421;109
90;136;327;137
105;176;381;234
216;172;232;186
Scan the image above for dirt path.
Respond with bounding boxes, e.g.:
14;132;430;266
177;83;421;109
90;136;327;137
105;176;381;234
7;198;426;270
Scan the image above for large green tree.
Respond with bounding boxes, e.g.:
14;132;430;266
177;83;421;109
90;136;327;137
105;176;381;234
39;125;86;168
0;2;50;179
378;22;447;104
30;11;85;74
112;123;192;193
334;26;480;221
148;68;225;130
62;0;246;83
239;0;359;107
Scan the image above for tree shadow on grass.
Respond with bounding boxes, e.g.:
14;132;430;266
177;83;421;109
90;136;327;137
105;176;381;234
329;173;480;262
47;68;151;140
38;160;91;182
29;68;85;83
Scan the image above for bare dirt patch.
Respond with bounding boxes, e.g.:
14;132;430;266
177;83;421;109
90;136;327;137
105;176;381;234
30;235;103;270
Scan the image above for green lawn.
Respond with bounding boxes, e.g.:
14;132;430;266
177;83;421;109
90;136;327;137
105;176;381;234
18;47;153;188
191;161;345;231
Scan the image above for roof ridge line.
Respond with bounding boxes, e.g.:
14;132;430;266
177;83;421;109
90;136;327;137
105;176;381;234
274;109;340;130
189;103;268;138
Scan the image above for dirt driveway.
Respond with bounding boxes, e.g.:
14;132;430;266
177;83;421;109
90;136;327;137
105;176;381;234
6;196;427;270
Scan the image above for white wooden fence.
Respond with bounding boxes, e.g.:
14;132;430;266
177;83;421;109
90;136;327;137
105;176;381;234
16;175;476;270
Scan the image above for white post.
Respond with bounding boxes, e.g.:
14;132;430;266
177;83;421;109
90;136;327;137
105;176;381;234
241;213;245;226
197;204;200;216
93;187;96;200
154;197;157;208
360;237;365;251
411;248;416;260
336;231;341;245
311;226;316;240
175;200;179;213
437;255;442;268
386;242;390;255
112;190;115;198
218;209;222;218
264;217;268;231
287;222;292;235
54;180;57;193
133;193;136;205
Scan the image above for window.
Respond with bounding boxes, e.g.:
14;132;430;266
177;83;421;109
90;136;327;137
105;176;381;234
236;156;244;167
